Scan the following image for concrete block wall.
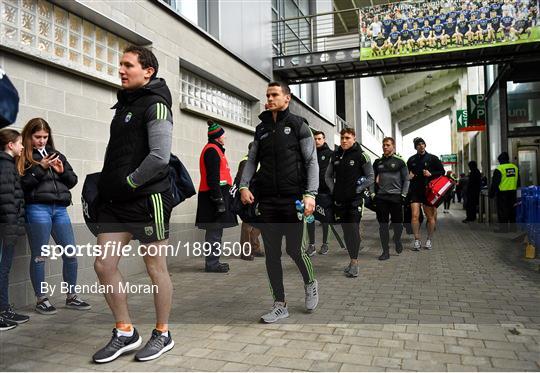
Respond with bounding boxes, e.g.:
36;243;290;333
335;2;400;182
0;0;269;308
1;0;340;309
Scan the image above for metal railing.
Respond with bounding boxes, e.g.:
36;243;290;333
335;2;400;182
272;8;362;58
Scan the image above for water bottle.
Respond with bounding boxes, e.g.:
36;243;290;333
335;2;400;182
295;200;315;223
356;176;366;194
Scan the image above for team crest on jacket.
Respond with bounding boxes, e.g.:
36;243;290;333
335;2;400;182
145;226;154;236
349;160;355;166
284;127;291;134
125;112;133;123
322;156;326;160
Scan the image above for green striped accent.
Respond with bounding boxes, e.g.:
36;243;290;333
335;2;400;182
126;175;138;189
156;103;167;121
151;193;165;240
300;221;315;282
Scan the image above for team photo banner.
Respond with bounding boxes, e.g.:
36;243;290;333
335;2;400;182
359;0;540;60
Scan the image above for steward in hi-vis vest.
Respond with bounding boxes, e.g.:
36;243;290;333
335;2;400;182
489;151;520;233
196;121;237;273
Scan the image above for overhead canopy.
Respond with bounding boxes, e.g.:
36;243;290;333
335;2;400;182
381;69;463;136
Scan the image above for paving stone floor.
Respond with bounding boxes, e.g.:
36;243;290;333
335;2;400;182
1;206;539;371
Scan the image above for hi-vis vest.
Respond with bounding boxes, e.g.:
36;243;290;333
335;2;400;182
496;163;518;191
199;143;233;192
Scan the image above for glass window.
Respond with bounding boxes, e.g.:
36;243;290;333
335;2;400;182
507;81;540;132
487;88;501;171
367;112;375;135
0;0;130;81
180;69;253;127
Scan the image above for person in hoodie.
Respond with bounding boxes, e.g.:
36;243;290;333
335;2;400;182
306;130;333;256
195;121;237;272
93;46;175;364
0;129;28;331
325;128;374;278
463;161;481;223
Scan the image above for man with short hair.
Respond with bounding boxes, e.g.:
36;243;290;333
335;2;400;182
325;128;374;277
306;130;333;256
240;81;319;323
406;137;445;251
93;46;175;363
489;152;520;233
373;137;409;261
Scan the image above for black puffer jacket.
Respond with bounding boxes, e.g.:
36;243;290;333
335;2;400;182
20;146;77;206
0;152;25;247
317;142;333;194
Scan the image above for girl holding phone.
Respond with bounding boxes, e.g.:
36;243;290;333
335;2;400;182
18;118;91;314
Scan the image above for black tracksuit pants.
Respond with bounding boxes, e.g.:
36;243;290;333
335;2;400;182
258;196;314;303
307;221;329;245
334;198;362;260
496;191;517;230
375;195;403;254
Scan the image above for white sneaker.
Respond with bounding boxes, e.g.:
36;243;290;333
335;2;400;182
261;302;289;323
412;239;421;251
424;239;432;250
304;279;319;312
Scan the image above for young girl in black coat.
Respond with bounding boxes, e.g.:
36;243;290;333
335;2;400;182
0;129;29;331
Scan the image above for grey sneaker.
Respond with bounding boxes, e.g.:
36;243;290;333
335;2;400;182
318;244;329;255
135;329;175;362
93;328;142;363
306;244;316;257
346;265;359;278
304;279;319;312
261;302;289;323
343;264;351;273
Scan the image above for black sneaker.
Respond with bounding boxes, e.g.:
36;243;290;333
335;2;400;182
135;329;175;361
35;298;57;315
0;305;30;324
93;328;142;363
205;262;229;273
395;242;403;254
306;244;316;257
0;316;17;331
66;295;92;310
378;252;390;261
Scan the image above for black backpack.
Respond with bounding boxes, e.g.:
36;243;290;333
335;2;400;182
81;153;196;236
168;153;196;207
0;67;19;128
81;172;101;237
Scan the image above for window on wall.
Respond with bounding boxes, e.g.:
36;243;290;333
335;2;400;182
0;0;130;83
507;81;540;133
272;0;312;56
162;0;218;39
376;125;384;141
180;69;252;127
367;112;375;135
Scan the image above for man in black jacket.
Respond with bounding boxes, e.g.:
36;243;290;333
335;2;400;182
325;128;374;277
463;161;481;223
306;130;333;256
239;81;319;323
93;46;174;363
406;137;445;251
